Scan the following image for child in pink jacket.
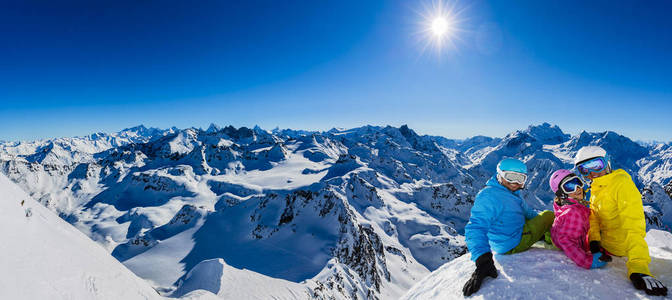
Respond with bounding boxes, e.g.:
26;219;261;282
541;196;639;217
549;169;610;269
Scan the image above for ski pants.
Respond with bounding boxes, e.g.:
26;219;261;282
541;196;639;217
505;210;555;254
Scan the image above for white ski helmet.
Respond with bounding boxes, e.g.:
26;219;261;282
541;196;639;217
574;146;607;165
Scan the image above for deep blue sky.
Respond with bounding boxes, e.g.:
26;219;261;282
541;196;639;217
2;0;671;142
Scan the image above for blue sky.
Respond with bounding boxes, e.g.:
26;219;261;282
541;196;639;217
1;0;671;142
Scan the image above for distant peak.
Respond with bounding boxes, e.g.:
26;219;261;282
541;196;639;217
221;126;254;139
399;124;419;139
525;122;559;132
121;124;148;132
602;130;622;139
206;123;221;133
252;125;268;134
523;123;569;144
327;127;347;133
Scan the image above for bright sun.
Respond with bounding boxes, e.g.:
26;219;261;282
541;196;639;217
416;0;464;55
431;17;450;37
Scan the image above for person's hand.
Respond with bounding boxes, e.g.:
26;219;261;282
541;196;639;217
590;253;607;269
630;273;668;296
589;241;612;262
598;250;611;262
462;252;498;296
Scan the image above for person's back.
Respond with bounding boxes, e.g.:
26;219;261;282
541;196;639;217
462;158;554;296
466;176;536;257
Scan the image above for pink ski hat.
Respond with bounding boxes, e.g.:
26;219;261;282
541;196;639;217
549;169;574;193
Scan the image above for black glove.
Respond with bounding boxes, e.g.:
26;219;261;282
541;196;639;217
630;273;668;296
462;252;498;296
589;241;612;262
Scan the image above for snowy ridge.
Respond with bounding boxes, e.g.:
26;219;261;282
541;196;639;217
0;173;161;300
401;230;672;300
1;123;671;299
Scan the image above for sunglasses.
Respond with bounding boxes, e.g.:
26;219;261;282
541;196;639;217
560;176;584;194
577;157;607;175
499;171;527;186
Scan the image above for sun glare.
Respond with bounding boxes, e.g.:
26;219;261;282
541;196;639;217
415;0;466;56
431;17;450;37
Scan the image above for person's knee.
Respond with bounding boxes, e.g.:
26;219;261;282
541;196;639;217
540;210;554;226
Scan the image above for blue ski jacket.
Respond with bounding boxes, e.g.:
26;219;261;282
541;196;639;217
465;176;537;261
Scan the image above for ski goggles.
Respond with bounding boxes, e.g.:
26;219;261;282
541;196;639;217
559;175;584;194
499;171;527;185
576;157;608;175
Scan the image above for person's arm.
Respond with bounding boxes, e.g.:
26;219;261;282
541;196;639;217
615;177;651;276
465;191;499;261
520;195;537;220
616;176;668;295
463;189;504;296
588;205;601;243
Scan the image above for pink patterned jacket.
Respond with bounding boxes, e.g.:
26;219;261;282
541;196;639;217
550;198;592;269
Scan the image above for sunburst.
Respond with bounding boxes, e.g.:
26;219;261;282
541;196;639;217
415;0;468;56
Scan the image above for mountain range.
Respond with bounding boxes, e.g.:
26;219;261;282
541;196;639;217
1;122;671;299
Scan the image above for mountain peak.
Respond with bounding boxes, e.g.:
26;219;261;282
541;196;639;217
122;124;148;132
206;123;221;133
220;125;255;140
252;125;269;135
523;123;569;144
118;124;167;139
399;124;418;139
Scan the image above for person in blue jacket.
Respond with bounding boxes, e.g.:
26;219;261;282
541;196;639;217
462;158;554;296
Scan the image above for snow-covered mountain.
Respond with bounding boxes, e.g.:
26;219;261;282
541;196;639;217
0;173;161;300
1;122;671;299
401;229;672;300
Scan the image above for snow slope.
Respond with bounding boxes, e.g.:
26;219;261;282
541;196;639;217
401;230;672;299
172;258;311;299
0;173;162;300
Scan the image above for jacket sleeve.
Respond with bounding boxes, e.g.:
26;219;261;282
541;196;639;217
615;176;651;276
554;210;592;269
588;208;601;242
465;190;501;262
520;196;538;220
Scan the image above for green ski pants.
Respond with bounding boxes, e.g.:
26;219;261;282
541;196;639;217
505;210;554;254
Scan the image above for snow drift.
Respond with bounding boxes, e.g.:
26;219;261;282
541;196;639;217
402;230;672;299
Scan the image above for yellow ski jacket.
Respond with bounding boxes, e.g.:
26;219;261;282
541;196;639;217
587;169;651;276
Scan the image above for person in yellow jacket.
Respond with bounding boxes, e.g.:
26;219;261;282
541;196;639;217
575;146;667;296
